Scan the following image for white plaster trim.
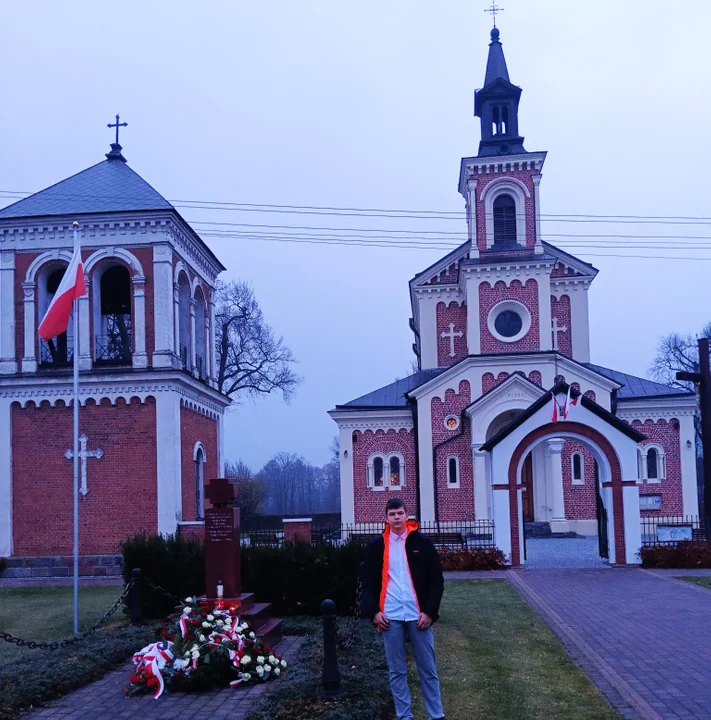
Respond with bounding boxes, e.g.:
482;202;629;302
156;392;182;533
487;300;531;343
638;443;666;482
25;249;74;283
571;451;585;485
328;408;414;433
283;518;313;523
193;441;207;462
481;179;528;249
0;399;12;556
84;247;145;276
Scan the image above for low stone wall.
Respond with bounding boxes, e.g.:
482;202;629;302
2;554;123;578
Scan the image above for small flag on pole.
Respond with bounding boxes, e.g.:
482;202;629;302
551;392;559;423
38;244;86;340
562;385;580;420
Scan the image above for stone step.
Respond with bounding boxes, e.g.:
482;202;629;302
239;592;255;611
241;601;272;626
254;616;283;648
525;522;552;538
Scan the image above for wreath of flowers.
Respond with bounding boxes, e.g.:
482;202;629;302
127;597;286;698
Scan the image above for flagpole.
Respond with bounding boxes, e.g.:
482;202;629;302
72;221;80;636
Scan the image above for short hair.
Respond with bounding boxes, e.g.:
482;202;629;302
385;498;407;514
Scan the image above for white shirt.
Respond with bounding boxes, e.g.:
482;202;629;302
383;529;420;621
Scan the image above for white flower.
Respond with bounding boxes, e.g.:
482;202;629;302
240;656;251;666
243;673;251;681
191;650;200;659
216;620;224;627
256;666;264;676
207;614;215;622
268;655;277;665
202;622;209;628
182;607;191;615
249;632;255;639
274;667;280;676
184;596;194;603
240;623;249;631
257;656;265;665
173;659;187;670
199;634;206;642
184;651;191;659
280;660;287;668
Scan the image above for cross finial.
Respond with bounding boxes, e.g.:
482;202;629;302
107;113;128;145
484;2;503;28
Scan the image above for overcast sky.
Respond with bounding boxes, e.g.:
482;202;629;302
3;0;711;470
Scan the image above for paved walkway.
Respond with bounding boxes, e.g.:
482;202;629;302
22;636;301;720
524;536;610;569
509;569;711;720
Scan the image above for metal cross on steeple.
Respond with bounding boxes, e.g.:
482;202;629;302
484;1;504;28
107;114;128;145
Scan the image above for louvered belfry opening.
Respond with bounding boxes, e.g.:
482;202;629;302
493;194;517;246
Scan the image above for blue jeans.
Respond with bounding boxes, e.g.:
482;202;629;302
381;620;444;720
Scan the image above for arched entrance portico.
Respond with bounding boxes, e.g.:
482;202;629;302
480;389;645;566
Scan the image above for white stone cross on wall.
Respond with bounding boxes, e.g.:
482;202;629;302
551;317;568;351
65;434;104;496
440;323;463;357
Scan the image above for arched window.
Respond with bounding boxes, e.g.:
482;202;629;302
195;446;205;519
638;444;666;482
447;456;460;488
571;452;584;485
194;287;207;379
493;194;517;247
39;266;74;366
96;265;132;364
492;105;509;135
370;456;384;488
177;273;191;371
389;456;401;488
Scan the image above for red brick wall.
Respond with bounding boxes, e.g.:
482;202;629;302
473;170;537;251
479;279;540;354
562;440;597;520
436;301;467;367
352;429;417;523
180;405;219;520
482;372;510;394
431;380;474;521
632;419;683;516
529;371;543;386
551;294;572;356
11;397;158;555
425;263;460;285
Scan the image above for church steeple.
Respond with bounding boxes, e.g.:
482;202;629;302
474;27;526;157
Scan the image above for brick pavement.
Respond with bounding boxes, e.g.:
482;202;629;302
508;569;711;720
22;635;301;720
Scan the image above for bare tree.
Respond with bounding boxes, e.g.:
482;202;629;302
650;323;711;390
215;280;301;402
224;460;266;517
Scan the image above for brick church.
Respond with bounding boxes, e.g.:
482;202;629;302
0;137;229;568
329;28;698;565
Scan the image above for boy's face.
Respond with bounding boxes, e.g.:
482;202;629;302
386;506;407;533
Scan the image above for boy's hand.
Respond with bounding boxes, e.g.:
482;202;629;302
373;611;390;630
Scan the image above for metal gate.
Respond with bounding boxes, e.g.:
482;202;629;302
594;460;609;559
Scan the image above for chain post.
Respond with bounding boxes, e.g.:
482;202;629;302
321;598;341;697
129;567;143;625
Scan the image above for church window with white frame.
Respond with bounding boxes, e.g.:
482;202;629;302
571;452;584;485
194;443;206;520
447;456;460;488
637;444;666;483
492;194;517;246
368;452;405;490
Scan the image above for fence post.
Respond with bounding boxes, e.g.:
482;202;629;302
129;567;143;625
321;598;341;696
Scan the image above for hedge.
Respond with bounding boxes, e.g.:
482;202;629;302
437;546;508;571
640;541;711;568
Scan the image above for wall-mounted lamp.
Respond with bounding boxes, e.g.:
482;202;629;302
344;450;348;458
687;440;693;448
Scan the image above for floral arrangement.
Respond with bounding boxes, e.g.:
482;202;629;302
128;597;286;698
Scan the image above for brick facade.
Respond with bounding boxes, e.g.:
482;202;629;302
436;301;468;367
550;294;572;356
431;380;474;521
180;404;219;520
352;429;417;522
479;279;540;354
562;440;597;521
11;397;158;556
482;371;510;394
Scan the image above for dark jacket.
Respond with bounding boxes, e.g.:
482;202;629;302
361;522;444;623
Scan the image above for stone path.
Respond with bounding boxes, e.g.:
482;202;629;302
524;536;610;569
22;636;301;720
508;569;711;720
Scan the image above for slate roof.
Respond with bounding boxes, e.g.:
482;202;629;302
336;369;445;409
585;363;693;400
483;28;511;87
0;156;174;219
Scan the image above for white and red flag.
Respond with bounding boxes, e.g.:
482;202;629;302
38;244;86;341
562;385;580;420
550;392;560;423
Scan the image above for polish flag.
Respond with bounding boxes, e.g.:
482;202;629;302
38;244;86;341
551;392;560;423
562;385;580;420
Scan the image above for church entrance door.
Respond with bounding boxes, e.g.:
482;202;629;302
521;452;534;522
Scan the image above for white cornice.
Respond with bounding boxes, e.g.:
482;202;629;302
617;396;697;420
328;408;414;432
459;258;555;286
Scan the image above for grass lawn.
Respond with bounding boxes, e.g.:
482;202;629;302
251;580;618;720
408;580;617;720
0;585;125;668
675;576;711;590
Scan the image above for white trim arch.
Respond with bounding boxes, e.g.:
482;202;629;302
571;450;585;485
638;443;666;483
84;247;145;277
25;250;74;284
367;451;406;490
480;179;529;248
193;441;207;462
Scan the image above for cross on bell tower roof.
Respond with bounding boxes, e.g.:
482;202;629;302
106;113;128;162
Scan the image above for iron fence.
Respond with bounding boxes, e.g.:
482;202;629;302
640;515;706;546
39;337;74;366
95;333;132;364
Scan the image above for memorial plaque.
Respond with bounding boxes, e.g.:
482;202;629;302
204;479;241;600
657;525;693;544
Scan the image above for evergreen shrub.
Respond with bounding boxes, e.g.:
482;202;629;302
437;546;508;571
640;541;711;568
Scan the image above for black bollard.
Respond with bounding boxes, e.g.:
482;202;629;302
321;598;341;697
129;567;143;625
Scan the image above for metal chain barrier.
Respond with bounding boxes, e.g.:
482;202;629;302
0;579;134;650
142;576;182;603
336;575;363;650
